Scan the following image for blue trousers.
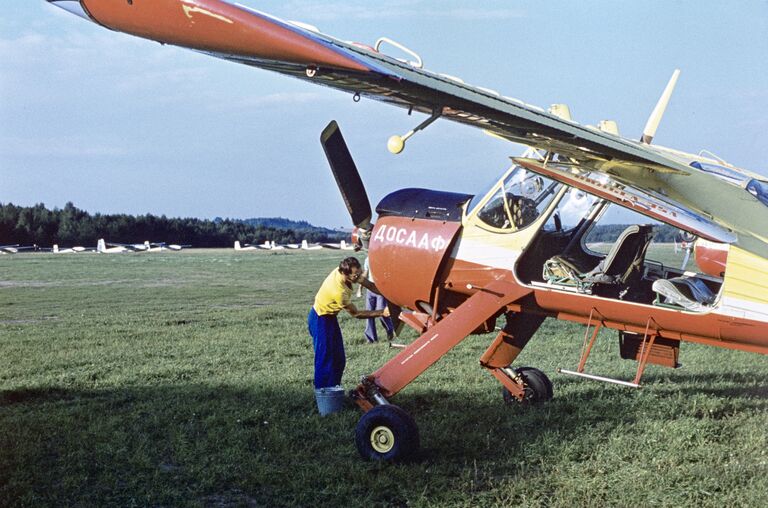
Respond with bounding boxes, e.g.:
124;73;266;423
364;290;394;343
307;307;345;389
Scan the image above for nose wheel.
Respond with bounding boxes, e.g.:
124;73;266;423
354;404;419;462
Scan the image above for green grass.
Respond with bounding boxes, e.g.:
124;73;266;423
1;249;766;507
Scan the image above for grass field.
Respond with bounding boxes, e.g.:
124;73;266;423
1;248;766;507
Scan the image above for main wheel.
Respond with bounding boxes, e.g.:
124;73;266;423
354;404;419;462
502;366;553;404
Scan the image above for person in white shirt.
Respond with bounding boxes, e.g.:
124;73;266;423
362;256;394;343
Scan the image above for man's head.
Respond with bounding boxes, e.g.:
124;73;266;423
338;257;362;282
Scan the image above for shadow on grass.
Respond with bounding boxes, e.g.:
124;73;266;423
1;369;766;506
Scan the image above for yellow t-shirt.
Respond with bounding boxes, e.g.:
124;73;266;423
313;268;353;316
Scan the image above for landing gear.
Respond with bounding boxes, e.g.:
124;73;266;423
354;404;420;462
502;366;553;404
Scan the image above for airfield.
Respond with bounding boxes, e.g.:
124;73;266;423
1;248;766;506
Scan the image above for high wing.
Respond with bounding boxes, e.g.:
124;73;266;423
50;0;768;255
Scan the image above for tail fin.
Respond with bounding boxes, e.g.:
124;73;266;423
301;239;309;249
641;69;680;144
53;244;59;253
97;238;106;253
234;241;242;250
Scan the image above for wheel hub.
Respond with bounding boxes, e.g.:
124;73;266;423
370;425;395;453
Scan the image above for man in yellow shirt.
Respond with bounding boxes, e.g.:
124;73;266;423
308;257;389;389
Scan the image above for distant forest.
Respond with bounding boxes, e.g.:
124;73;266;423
0;202;346;248
586;223;681;243
0;202;686;248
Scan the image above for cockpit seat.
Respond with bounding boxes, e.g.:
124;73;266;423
583;225;654;285
652;276;716;312
543;225;654;294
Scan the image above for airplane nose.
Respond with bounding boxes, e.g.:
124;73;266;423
46;0;91;21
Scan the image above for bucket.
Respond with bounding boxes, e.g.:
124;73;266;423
314;385;346;416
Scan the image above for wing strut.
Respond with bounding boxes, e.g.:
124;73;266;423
351;276;531;408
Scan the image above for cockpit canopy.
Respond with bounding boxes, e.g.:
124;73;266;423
469;166;561;231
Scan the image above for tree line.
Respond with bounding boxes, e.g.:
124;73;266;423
587;223;682;243
0;202;346;248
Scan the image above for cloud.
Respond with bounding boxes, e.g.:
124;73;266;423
273;0;526;21
0;136;127;158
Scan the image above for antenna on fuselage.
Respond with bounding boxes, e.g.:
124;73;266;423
641;69;680;144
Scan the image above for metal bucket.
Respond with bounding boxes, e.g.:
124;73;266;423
314;385;345;416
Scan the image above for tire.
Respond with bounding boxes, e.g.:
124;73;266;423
502;367;553;404
354;404;419;462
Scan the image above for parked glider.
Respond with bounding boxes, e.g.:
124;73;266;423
48;0;768;463
0;244;36;254
234;240;271;251
53;244;93;253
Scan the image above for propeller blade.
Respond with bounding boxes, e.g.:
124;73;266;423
320;121;372;230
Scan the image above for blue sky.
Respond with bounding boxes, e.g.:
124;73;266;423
1;1;767;228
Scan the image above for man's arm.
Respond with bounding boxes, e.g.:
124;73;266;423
344;302;390;319
358;277;381;295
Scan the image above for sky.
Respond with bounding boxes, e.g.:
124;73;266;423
1;1;767;229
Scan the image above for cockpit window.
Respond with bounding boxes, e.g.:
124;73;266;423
467;173;503;215
475;166;560;231
690;161;747;185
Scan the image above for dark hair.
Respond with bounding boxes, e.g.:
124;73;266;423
338;257;361;275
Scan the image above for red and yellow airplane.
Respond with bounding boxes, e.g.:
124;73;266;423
48;0;768;462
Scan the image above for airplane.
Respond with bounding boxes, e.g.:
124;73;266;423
234;240;271;251
301;239;323;250
96;239;130;254
321;239;356;251
52;244;93;253
0;244;30;254
48;1;768;462
148;241;191;251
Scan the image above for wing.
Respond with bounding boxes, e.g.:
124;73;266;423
58;0;768;256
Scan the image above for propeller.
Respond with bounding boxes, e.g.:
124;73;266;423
320;121;372;232
676;230;697;270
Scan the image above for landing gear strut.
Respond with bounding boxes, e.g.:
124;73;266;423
501;366;553;404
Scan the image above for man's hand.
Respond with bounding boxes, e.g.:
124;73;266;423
382;306;391;318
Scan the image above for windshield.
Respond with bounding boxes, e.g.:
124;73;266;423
475;166;561;231
467;172;507;216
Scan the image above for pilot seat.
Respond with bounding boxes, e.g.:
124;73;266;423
543;224;654;297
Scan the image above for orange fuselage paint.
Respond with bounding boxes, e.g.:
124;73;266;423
438;256;768;354
368;216;462;310
695;241;728;278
